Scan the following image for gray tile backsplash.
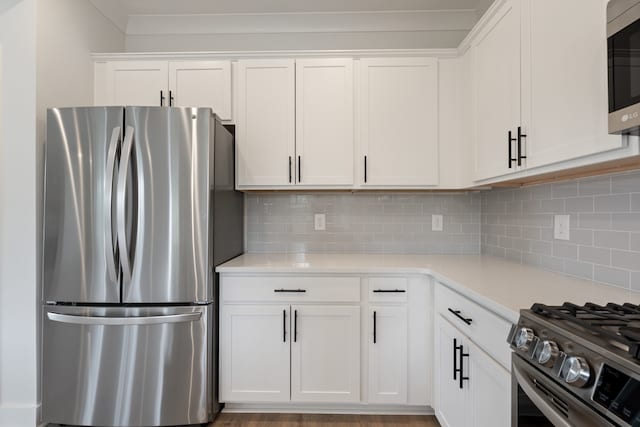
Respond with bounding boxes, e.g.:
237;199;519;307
246;193;481;254
244;170;640;292
481;170;640;291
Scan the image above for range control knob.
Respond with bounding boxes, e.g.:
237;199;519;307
564;357;591;387
537;340;560;367
514;327;535;351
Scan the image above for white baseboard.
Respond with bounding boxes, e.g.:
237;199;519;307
222;403;434;416
0;404;39;427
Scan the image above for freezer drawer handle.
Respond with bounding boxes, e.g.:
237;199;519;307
274;289;306;293
47;312;201;326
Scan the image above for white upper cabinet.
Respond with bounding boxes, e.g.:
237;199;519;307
471;0;522;181
522;0;622;168
98;61;169;106
236;59;296;188
95;60;233;119
358;58;439;187
168;60;232;120
295;58;354;187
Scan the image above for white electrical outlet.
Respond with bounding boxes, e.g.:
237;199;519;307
432;214;444;232
314;214;326;231
554;215;570;240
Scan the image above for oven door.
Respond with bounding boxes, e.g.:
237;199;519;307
512;355;615;427
608;1;640;134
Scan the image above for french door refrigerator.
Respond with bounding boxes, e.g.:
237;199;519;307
41;106;243;427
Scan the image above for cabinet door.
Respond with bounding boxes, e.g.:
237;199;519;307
434;316;469;427
368;306;408;404
169;61;232;120
522;0;622;168
472;0;522;181
236;59;295;187
219;305;290;402
467;341;511;427
296;58;354;186
104;61;168;106
291;305;360;403
359;58;439;187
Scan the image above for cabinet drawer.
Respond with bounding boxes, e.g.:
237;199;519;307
368;277;408;302
435;284;511;370
221;276;360;303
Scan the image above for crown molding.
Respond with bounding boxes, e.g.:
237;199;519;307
125;10;477;35
92;48;459;61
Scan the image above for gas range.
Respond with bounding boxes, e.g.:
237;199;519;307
509;302;640;427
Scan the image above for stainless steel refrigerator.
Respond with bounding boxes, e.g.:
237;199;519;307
41;106;243;427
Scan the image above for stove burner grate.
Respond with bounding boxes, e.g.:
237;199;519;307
531;302;640;360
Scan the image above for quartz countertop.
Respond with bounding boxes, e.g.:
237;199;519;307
217;253;640;323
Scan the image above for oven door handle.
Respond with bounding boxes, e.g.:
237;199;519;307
513;363;572;427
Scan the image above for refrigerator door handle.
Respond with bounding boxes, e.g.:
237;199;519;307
47;311;202;326
105;126;120;282
117;125;135;283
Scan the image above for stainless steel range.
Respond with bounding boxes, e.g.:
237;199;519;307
508;303;640;427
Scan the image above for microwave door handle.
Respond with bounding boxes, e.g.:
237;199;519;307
513;363;572;427
47;312;201;326
116;125;134;283
105;126;120;282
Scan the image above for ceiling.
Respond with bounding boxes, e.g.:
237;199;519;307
90;0;494;36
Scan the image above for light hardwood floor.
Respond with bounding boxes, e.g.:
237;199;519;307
210;413;440;427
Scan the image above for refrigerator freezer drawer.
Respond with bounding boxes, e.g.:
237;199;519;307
42;305;213;427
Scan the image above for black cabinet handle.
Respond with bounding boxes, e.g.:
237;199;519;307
160;90;165;106
373;289;406;293
288;157;292;183
517;126;527;166
283;309;286;342
297;155;301;183
364;156;368;183
448;308;472;325
294;309;298;343
459;344;469;389
274;289;306;293
373;310;377;344
453;338;459;380
169;90;174;106
508;130;516;168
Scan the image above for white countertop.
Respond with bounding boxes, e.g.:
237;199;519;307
217;253;640;323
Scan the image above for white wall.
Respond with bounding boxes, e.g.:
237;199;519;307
0;1;124;426
125;31;470;52
0;0;38;426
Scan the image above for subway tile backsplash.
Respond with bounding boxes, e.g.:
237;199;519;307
246;193;481;254
244;170;640;292
481;170;640;292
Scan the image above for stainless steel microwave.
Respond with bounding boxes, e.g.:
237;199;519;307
608;0;640;135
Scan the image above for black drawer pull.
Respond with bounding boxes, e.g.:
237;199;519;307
373;289;406;293
448;308;472;325
274;289;306;293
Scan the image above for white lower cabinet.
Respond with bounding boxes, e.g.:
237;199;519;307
219;274;431;409
434;285;511;427
467;340;510;427
435;316;469;427
368;305;408;404
220;305;291;402
291;305;360;402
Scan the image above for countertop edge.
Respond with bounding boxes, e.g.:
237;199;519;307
216;263;520;324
